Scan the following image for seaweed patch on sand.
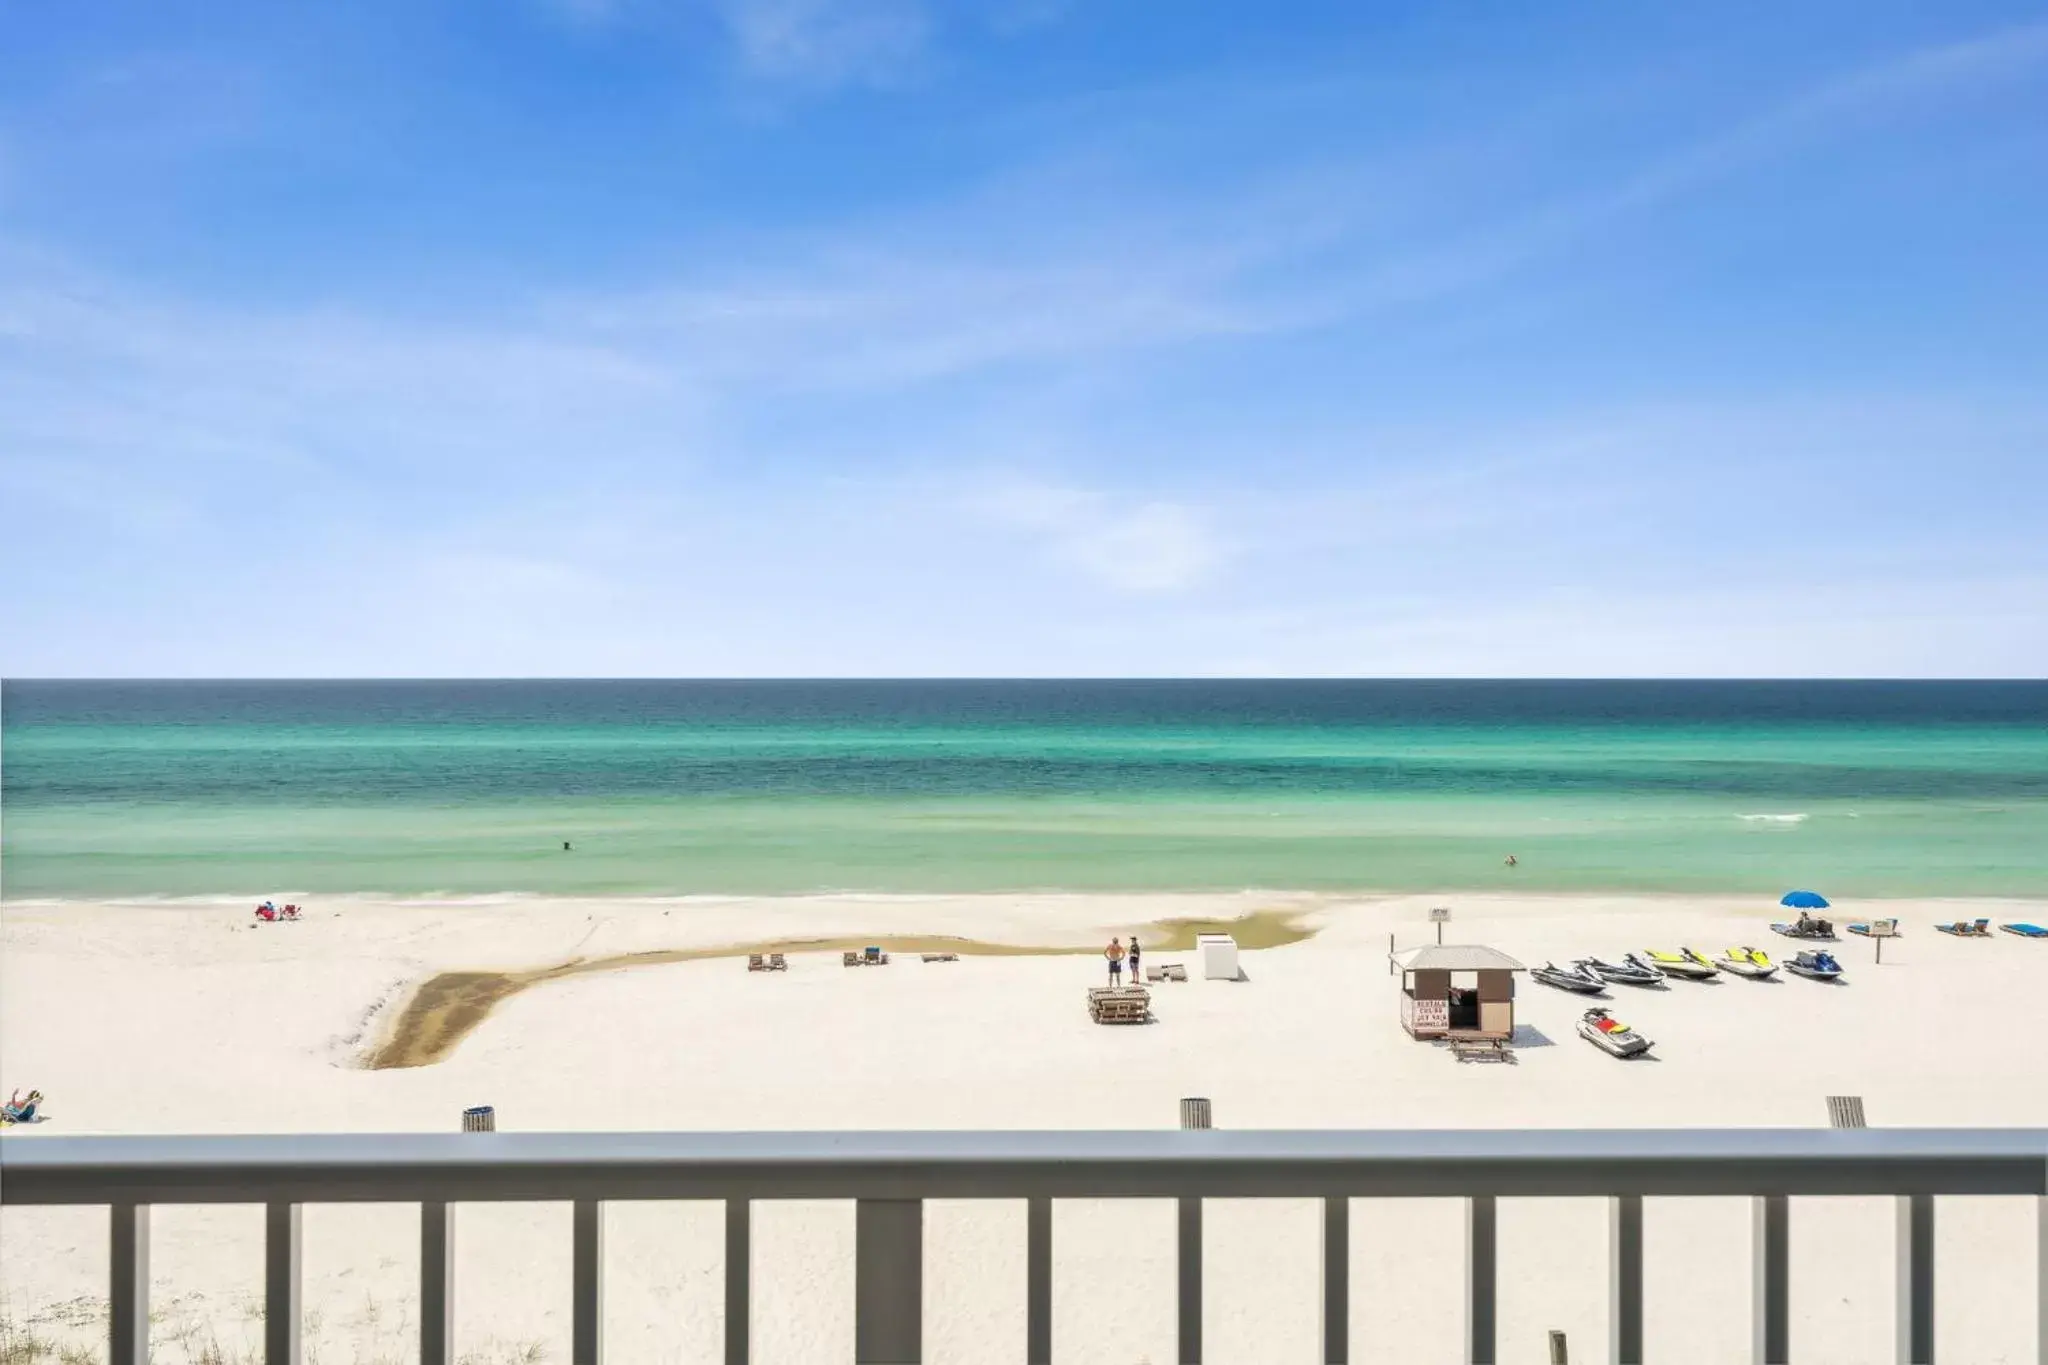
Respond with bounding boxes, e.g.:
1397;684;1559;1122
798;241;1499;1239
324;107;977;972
361;909;1317;1069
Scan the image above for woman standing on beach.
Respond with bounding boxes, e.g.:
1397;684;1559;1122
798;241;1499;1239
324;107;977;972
1127;936;1142;982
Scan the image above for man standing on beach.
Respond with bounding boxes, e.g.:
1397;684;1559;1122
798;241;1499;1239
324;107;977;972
1106;937;1125;985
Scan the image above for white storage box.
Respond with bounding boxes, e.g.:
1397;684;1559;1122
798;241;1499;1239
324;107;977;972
1196;933;1239;981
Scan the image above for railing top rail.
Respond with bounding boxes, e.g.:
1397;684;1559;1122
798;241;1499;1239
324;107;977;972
5;1129;2043;1205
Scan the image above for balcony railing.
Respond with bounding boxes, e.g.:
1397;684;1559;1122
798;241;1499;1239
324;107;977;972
2;1128;2043;1364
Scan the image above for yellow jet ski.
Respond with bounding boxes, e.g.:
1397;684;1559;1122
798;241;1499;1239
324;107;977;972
1642;947;1719;980
1716;945;1778;980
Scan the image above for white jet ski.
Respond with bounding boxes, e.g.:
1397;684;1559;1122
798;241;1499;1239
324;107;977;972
1578;1008;1654;1058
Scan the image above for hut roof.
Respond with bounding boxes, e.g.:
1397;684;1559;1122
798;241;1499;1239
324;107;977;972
1392;944;1525;972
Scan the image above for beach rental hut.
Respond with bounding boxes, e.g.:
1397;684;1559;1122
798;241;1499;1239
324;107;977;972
1393;945;1524;1040
1196;933;1240;981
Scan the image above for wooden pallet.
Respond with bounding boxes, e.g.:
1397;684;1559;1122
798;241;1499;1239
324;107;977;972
1088;986;1153;1024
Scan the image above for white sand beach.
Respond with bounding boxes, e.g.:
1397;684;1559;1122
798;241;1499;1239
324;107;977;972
3;890;2045;1363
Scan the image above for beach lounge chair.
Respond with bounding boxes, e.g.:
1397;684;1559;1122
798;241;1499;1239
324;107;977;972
747;954;767;972
1846;921;1901;937
1969;917;1991;936
1770;918;1835;940
920;952;959;963
1999;923;2048;938
767;952;788;970
1935;920;1990;937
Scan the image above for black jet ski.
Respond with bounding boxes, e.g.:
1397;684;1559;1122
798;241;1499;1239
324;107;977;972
1585;955;1665;987
1531;960;1607;995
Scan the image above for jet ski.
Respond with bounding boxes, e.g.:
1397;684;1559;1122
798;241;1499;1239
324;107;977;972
1578;1007;1654;1058
1642;948;1719;980
1717;946;1779;980
1531;960;1607;994
1585;955;1665;987
1784;949;1844;982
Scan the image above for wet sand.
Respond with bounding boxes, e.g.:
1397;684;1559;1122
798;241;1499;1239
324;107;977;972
364;909;1316;1068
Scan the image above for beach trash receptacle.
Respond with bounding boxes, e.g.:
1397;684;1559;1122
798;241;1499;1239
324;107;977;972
462;1105;496;1133
1180;1097;1213;1130
1196;933;1239;981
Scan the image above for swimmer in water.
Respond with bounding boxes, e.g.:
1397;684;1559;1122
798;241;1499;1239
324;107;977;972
1504;854;1518;867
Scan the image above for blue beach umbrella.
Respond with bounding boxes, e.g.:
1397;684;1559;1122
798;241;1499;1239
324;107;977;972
1780;890;1830;909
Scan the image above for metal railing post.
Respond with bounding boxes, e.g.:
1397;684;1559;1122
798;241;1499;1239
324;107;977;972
2036;1195;2046;1365
1610;1194;1643;1365
109;1202;149;1365
1752;1195;1789;1364
265;1200;302;1365
1323;1195;1349;1364
1179;1195;1203;1363
1467;1195;1497;1365
1026;1196;1052;1365
725;1198;751;1365
573;1198;604;1364
421;1201;455;1365
855;1198;922;1364
1896;1194;1934;1364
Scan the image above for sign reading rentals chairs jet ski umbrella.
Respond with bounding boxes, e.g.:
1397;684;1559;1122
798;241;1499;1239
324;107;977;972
1393;944;1524;1042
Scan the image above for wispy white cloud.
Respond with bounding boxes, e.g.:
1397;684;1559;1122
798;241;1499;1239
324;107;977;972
4;19;2046;675
1283;19;2048;327
1600;18;2048;215
975;482;1228;594
714;0;932;88
544;0;940;89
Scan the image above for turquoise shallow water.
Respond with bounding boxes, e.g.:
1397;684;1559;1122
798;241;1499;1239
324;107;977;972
4;681;2045;899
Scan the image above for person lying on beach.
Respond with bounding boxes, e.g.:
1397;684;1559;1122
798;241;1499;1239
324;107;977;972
3;1089;43;1124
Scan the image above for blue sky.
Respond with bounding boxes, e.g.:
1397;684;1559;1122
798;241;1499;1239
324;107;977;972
3;1;2045;676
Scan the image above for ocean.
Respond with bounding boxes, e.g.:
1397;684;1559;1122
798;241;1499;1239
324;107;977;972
3;680;2045;900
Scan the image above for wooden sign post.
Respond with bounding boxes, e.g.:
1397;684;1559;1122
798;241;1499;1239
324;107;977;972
1429;906;1451;945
